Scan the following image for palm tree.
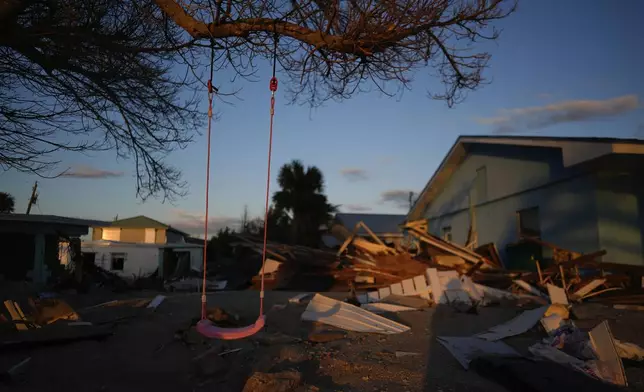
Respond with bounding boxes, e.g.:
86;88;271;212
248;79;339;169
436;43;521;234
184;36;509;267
273;160;336;247
0;192;15;214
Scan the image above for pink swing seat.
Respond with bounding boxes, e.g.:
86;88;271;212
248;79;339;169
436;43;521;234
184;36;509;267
196;315;266;340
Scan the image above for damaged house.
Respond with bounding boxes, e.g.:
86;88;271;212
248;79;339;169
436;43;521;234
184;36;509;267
0;214;109;284
407;135;644;268
81;215;203;280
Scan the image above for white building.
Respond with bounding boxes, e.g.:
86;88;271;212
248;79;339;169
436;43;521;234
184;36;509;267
81;215;203;280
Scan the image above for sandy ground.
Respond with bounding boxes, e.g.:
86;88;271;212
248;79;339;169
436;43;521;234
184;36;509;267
2;290;644;392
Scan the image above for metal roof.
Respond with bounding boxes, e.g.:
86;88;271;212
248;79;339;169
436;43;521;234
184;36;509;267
0;214;110;227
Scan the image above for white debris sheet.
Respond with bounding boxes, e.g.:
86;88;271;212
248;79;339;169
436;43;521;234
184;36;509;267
589;320;627;386
147;295;165;310
289;293;313;304
513;280;546;297
301;294;410;334
476;306;549;341
360;303;416;314
437;336;520;370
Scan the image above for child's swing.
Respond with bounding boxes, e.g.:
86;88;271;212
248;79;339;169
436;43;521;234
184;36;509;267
195;34;280;340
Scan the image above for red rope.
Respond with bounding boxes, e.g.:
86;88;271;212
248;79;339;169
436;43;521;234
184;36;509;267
201;79;214;320
259;76;278;317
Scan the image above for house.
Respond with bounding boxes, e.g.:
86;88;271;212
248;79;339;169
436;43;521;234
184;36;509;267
328;213;407;247
0;214;109;284
81;215;203;279
407;135;644;267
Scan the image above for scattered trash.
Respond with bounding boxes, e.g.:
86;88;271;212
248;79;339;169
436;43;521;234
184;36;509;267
476;306;549;341
614;339;644;361
289;293;313;304
146;295;165;310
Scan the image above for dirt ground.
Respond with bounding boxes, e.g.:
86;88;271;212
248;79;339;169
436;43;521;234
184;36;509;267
2;290;644;392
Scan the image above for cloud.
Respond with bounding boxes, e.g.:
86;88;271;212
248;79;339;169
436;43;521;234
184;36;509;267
168;209;241;236
477;95;640;133
61;165;124;179
340;168;369;182
379;189;416;210
344;204;372;212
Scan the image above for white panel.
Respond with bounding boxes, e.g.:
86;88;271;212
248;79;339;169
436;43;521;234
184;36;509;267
401;279;416;295
413;275;430;299
378;287;392;300
390;283;404;296
427;268;446;304
102;228;120;241
144;228;156;244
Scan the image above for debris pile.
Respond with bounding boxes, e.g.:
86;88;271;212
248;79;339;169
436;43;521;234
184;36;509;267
230;217;644;307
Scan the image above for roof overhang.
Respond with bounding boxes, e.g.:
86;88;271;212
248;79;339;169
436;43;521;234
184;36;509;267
407;135;644;221
0;214;110;236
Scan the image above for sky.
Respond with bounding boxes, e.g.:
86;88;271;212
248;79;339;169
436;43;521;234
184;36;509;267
3;0;644;236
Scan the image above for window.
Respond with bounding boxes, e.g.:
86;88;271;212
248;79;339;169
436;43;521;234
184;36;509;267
475;166;488;203
102;228;121;241
144;228;156;244
110;253;126;271
441;226;453;242
517;207;541;238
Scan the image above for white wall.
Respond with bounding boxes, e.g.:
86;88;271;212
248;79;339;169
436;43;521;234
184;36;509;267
82;244;160;279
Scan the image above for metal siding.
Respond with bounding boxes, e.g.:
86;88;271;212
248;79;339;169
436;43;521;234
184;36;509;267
595;172;644;265
425;144;564;218
166;230;183;243
450;175;600;263
424;143;601;263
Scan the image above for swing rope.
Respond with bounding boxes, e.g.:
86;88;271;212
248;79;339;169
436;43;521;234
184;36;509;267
199;32;279;331
259;33;279;317
201;43;216;320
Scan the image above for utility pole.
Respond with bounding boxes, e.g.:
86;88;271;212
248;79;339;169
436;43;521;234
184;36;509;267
26;181;38;215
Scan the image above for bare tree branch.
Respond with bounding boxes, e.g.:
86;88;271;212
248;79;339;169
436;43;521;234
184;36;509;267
0;0;516;202
156;0;517;106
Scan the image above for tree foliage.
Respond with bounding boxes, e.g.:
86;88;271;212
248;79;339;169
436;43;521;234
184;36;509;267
273;159;336;247
0;192;15;213
1;0;515;200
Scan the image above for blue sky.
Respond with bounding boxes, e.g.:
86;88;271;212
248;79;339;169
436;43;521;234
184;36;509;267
3;0;644;235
